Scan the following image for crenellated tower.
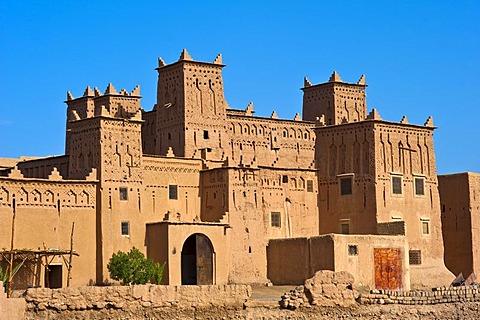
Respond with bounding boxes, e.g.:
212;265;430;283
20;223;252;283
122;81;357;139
302;72;367;125
65;84;143;182
154;49;229;160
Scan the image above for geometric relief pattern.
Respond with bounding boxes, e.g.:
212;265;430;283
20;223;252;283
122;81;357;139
0;187;9;203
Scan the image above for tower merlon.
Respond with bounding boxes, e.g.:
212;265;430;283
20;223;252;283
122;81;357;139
179;48;193;61
83;86;94;97
158;57;166;67
104;83;118;95
213;53;222;64
424;116;434;127
245;102;255;116
367;108;382;120
357;74;366;85
94;87;102;97
329;71;343;82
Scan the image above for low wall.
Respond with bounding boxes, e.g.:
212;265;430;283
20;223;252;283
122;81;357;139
25;284;251;319
0;281;26;320
359;285;480;305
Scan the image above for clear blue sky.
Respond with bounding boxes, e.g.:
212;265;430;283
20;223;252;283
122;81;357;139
0;1;478;174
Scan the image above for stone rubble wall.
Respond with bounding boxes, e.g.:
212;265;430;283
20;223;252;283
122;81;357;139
359;285;480;305
25;284;251;316
280;270;359;309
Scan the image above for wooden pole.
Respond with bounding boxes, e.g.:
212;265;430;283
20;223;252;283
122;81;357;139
8;201;16;298
66;222;75;287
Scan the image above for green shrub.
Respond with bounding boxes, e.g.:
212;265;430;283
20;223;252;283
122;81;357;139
107;247;164;285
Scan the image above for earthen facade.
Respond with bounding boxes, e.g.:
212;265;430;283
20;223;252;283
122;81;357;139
0;49;467;291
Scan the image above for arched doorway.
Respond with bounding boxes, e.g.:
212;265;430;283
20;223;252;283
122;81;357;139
181;233;214;285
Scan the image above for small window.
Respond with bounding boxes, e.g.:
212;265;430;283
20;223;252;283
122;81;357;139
409;250;422;265
306;180;314;192
341;223;350;234
169;185;178;200
348;245;358;255
340;177;352;195
442;204;446;213
119;187;128;201
392;176;402;194
121;221;130;236
414;177;425;195
282;131;287;138
422;220;430;234
282;175;288;183
203;130;209;139
271;212;281;227
168;132;172;141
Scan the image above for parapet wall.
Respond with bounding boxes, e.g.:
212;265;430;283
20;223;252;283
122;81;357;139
25;284;251;319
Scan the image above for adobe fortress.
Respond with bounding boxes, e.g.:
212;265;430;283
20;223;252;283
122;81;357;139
0;49;477;291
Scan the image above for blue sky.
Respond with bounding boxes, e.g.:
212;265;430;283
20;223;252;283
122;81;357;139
0;1;478;174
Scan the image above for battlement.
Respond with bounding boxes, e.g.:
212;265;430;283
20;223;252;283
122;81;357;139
65;83;141;121
302;71;368;124
156;48;225;70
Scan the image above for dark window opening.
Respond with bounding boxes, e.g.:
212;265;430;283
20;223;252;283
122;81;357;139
340;177;352;195
203;130;209;139
348;245;358;255
392;176;402;194
45;265;62;289
415;177;425;195
282;175;288;183
341;223;350;234
271;212;281;227
169;185;178;200
119;187;128;201
121;221;130;236
307;180;314;192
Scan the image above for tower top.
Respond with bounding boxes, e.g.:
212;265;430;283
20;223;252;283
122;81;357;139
156;49;225;70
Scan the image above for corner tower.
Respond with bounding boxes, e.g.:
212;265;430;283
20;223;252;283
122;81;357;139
155;49;229;160
302;72;367;125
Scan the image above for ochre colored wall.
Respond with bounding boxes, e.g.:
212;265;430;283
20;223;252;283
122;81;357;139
439;172;480;278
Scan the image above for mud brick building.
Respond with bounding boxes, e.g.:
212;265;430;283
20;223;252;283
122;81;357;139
1;49;472;291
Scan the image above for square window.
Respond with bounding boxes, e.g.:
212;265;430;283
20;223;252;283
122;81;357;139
348;245;358;255
340;177;352;195
306;180;314;192
119;187;128;201
422;221;430;234
169;185;178;200
121;221;130;236
341;223;350;234
392;176;402;194
271;212;281;227
409;250;422;265
415;177;425;195
282;175;288;183
203;130;209;139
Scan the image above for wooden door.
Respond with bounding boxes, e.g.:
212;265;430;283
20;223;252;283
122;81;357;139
196;234;213;285
374;248;402;290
